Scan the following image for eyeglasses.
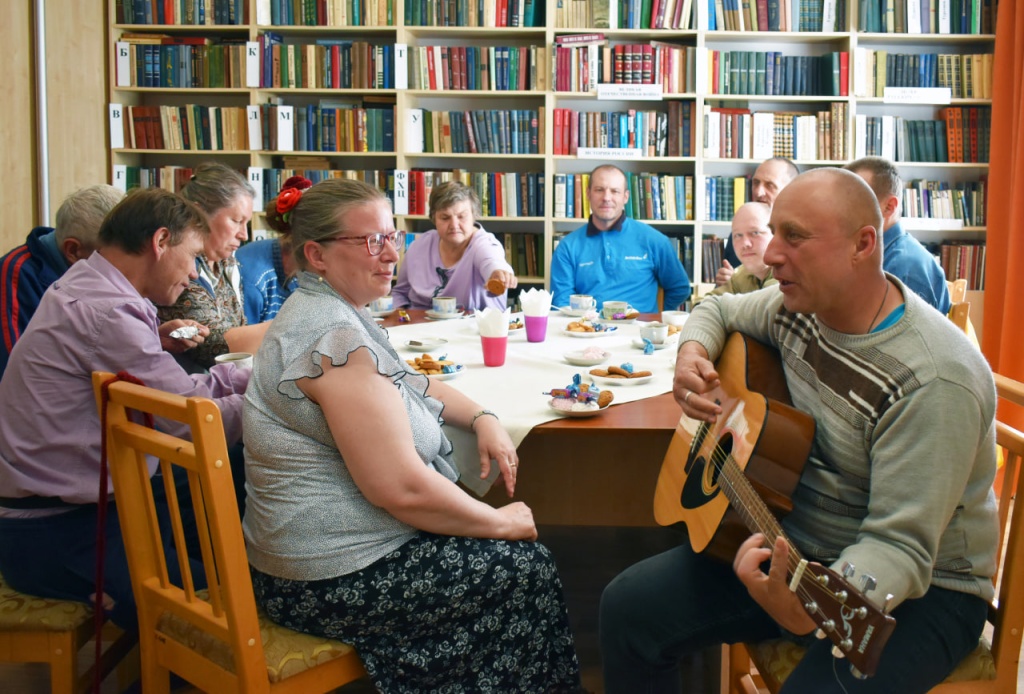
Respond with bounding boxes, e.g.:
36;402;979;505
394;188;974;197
320;230;405;257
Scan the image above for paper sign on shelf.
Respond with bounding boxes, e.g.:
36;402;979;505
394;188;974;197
246;42;260;88
393;170;409;215
883;87;952;104
596;84;663;101
276;106;294;151
112;164;128;193
246;105;262;150
395;43;408;90
248;167;264;212
576;147;642;160
115;42;130;87
109;104;125;149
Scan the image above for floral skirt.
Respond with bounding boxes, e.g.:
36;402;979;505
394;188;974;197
250;532;582;693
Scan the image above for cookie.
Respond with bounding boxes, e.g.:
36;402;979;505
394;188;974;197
608;365;632;377
597;390;614;408
630;370;653;378
486;277;506;295
589;368;610;377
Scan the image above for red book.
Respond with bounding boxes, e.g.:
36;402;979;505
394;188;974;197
130;106;147;149
331;45;341;89
756;0;769;29
458;47;468;90
712;51;720;93
464;111;478;153
497;0;508;27
494;174;504;216
968;107;979;163
553;108;565;155
650;0;663;27
426;47;438;91
641;45;654;84
569;109;579;155
839;52;849;96
614;45;626;84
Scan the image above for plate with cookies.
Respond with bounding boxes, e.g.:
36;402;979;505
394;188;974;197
405;354;464;380
588;365;655;386
562;319;618;337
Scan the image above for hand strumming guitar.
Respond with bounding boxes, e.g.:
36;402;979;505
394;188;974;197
673;340;723;422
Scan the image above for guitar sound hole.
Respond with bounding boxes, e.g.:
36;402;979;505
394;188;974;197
679;434;734;509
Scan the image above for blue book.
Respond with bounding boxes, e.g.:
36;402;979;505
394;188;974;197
566;174;575;217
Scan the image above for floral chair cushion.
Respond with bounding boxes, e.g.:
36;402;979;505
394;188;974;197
0;571;93;632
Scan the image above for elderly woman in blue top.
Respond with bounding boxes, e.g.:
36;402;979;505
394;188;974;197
243;178;581;691
550;165;692;313
157;162;270;370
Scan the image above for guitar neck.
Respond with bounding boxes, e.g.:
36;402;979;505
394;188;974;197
717;450;805;568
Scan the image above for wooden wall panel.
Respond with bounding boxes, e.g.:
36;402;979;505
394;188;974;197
0;2;37;251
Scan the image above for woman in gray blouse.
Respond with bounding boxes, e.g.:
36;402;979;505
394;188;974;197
242;178;581;692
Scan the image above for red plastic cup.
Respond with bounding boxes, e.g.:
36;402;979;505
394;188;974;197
481;335;508;367
525;315;548;343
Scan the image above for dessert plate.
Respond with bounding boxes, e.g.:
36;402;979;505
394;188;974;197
425;309;465;320
589;373;655;387
632;337;678;351
563;349;610;366
547;400;611;418
427;365;465;381
403;337;449;350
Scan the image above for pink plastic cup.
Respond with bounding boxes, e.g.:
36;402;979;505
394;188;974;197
481;336;508;367
525;315;548;343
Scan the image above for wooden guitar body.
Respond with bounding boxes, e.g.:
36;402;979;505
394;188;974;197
654;333;815;562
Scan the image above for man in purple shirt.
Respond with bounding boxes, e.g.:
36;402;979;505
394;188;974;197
0;188;249;628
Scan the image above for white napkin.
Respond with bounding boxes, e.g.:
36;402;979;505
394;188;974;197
475;307;511;337
519;288;552;317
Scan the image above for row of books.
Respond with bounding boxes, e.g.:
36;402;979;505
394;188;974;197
852;49;993;99
255;102;396;152
851;107;990;163
499;233;545;277
116;0;245;24
554;172;696;221
116;104;250;150
707;50;849;97
404;0;543;26
710;0;848;31
552;38;696;93
937;242;985;289
579;0;697;29
258;35;396;89
858;0;996;34
116;37;248;89
703;175;748;221
405;170;546;217
903;178;987;227
406;108;542;155
701;236;726;285
260;0;394;26
407;45;547;91
703;104;849;162
552;101;696;157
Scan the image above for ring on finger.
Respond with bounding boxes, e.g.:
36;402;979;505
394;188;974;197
684;390;693;404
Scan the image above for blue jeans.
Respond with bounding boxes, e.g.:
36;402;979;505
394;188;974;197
0;468;205;630
600;542;987;694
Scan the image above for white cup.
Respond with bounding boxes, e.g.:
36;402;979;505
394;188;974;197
215;352;253;369
370;295;394;312
432;296;458;314
661;310;689;327
570;294;596;312
639;323;670;345
602;300;634;320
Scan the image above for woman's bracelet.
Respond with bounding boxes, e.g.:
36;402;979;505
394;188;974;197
471;409;499;430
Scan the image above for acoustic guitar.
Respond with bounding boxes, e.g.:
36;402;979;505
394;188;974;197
654;332;896;678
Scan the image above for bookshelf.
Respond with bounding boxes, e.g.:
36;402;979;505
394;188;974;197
106;0;995;294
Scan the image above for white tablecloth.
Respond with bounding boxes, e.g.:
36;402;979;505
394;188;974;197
385;312;678;494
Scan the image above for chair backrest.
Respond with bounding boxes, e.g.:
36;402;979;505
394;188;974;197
91;372;269;691
948;278;968;304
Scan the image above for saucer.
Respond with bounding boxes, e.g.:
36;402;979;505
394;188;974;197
589;373;655;387
547;400;611;418
370;309;395;318
632;337;677;351
556;306;593;317
428;364;465;381
563;328;616;338
403;337;449;350
425;309;465;320
563;349;610;367
600;316;638;325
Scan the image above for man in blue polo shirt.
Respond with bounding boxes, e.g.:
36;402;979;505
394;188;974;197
550;165;691;313
846;156;952;314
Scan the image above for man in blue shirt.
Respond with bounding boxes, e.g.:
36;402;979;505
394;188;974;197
236;236;298;324
846;157;952;314
0;185;123;377
550;165;691;313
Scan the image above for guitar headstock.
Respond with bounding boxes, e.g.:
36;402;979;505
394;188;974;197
796;561;897;678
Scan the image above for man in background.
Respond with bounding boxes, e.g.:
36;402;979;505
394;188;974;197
550;164;691;313
717;157;799;286
702;202;775;299
846;156;952;314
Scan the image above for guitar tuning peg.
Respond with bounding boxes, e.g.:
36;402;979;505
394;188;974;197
884;593;896;613
841;561;855;578
831;645;847;659
814;629;827;640
860;573;877;594
849;665;868;680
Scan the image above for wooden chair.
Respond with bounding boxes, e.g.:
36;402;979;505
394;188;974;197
725;373;1024;694
91;372;367;693
948;278;969;305
0;576;137;694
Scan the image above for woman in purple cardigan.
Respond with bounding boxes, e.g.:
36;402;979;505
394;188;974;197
392;181;517;312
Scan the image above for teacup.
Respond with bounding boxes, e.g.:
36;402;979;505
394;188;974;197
639;322;670;345
215;352;254;369
602;300;634;320
569;294;596;312
432;296;458;315
370;295;394;313
661;310;689;327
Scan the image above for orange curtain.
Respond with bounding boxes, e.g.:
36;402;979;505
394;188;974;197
985;0;1024;429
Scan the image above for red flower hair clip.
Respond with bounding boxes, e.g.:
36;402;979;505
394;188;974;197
275;176;313;223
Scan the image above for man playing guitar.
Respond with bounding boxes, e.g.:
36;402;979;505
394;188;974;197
600;168;999;693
